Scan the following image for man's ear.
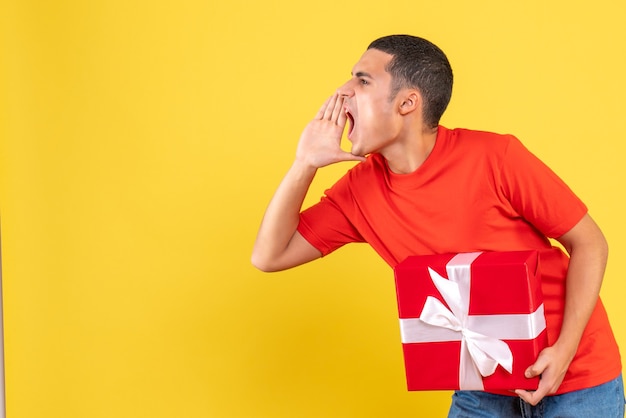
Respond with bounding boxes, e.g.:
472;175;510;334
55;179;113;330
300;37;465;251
398;90;421;115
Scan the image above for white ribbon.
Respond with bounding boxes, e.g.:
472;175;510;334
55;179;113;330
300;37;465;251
399;252;546;390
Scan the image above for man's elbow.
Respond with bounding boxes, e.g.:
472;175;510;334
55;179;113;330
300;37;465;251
250;252;280;273
558;214;608;259
251;235;320;272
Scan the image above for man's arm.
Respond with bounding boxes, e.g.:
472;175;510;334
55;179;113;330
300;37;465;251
251;93;365;272
515;213;608;404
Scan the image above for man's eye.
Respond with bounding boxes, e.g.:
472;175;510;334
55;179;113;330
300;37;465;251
359;79;369;85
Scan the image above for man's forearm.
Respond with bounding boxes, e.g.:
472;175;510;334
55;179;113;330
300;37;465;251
251;161;317;271
555;224;608;360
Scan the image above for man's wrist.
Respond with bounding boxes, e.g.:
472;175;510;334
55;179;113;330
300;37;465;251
291;158;319;177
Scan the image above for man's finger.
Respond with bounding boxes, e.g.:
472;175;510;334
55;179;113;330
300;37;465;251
315;96;333;120
330;94;345;124
515;389;537;405
515;386;548;407
524;351;550;378
525;364;542;378
322;94;339;120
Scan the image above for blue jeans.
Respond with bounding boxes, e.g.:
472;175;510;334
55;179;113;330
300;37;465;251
447;375;625;418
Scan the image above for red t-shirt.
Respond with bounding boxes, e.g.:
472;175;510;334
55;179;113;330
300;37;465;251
298;126;621;394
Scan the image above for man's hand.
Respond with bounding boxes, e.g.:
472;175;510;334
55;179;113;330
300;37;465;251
295;93;366;168
514;343;575;405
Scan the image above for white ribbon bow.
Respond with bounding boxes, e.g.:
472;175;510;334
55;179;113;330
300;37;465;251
399;252;546;390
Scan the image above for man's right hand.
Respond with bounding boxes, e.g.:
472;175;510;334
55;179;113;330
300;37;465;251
295;93;366;169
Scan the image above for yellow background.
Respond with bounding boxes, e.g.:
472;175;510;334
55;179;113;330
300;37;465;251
1;1;625;417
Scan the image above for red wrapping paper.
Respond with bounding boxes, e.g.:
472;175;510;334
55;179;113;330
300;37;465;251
394;251;548;391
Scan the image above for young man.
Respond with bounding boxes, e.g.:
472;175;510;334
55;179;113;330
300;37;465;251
251;35;623;417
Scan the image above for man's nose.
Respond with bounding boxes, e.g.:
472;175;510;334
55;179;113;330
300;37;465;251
337;80;355;98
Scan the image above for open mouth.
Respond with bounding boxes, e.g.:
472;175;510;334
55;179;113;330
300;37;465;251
345;109;355;139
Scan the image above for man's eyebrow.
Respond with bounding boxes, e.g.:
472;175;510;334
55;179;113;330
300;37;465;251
352;71;373;79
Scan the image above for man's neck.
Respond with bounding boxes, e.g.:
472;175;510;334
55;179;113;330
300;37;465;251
383;126;439;174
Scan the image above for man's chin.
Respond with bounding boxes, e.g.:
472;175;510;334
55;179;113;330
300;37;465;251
350;144;367;157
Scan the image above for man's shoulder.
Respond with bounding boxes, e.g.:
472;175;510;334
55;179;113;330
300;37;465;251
442;126;519;154
445;126;516;143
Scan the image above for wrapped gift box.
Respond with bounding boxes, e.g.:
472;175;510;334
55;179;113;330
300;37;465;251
394;251;548;391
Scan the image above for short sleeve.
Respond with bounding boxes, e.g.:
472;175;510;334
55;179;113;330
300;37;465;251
297;178;365;256
499;136;587;238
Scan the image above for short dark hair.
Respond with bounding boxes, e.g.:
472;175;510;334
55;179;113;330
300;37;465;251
368;35;453;129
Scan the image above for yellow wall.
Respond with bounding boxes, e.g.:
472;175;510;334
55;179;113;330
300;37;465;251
1;1;625;417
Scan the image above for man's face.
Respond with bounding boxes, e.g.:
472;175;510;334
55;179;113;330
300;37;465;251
339;48;402;156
